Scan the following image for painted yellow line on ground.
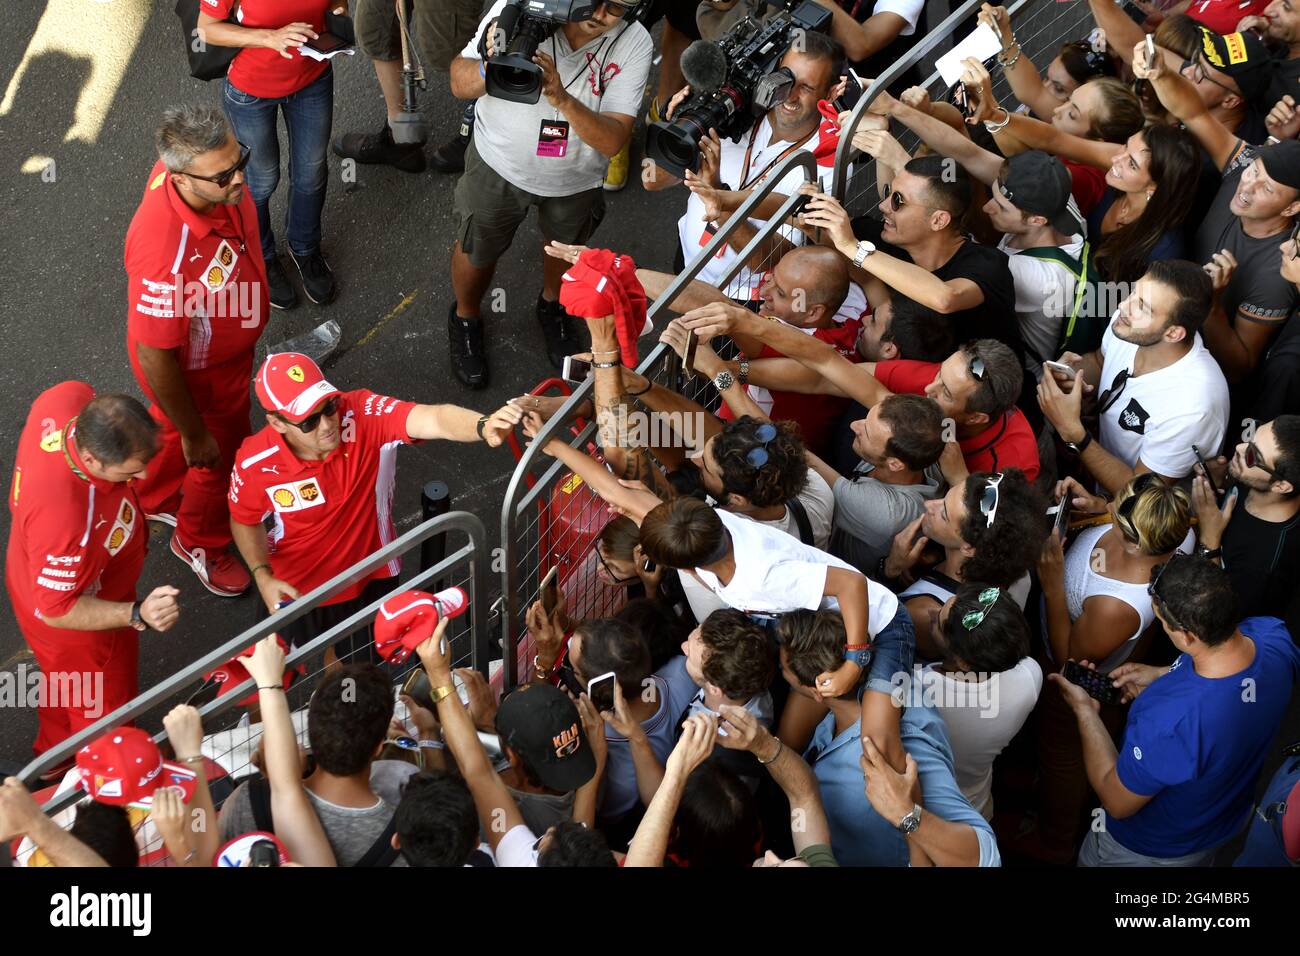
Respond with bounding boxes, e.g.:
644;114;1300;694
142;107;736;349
354;290;420;351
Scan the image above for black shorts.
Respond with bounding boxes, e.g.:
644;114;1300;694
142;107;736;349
639;0;702;39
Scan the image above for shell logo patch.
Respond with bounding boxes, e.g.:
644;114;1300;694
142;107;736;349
206;266;226;290
267;480;326;512
150;172;166;190
272;488;296;509
287;365;305;383
105;517;132;556
108;528;124;550
40;430;64;453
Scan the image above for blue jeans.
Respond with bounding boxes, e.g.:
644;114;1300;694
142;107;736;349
1078;826;1219;867
223;67;333;261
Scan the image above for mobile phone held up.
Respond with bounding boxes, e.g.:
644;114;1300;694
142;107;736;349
587;671;617;713
1048;501;1070;540
561;355;592;385
1192;444;1222;498
1062;660;1124;706
683;329;699;377
540;565;560;616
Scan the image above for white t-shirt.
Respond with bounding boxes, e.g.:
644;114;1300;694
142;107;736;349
918;658;1042;820
1096;320;1230;478
462;1;654;197
872;0;925;35
692;508;899;633
495;823;541;867
677;115;837;299
997;233;1084;375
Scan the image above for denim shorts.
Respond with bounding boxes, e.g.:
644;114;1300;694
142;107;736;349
863;602;916;700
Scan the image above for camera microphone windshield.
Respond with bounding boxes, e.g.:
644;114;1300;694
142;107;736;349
679;39;729;92
390;110;427;145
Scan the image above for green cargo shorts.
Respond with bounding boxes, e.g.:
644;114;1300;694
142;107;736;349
452;140;607;269
354;0;486;71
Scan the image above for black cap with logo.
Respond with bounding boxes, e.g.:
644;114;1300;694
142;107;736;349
495;682;596;792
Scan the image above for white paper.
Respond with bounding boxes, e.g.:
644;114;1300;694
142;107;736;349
299;44;355;62
935;22;1003;87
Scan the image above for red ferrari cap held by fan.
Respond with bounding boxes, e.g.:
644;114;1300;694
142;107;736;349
374;587;470;663
256;352;341;423
75;726;198;810
203;635;298;707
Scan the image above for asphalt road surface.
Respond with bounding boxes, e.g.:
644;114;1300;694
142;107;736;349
0;1;686;764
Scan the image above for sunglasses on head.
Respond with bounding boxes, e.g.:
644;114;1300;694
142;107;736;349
968;353;987;382
960;586;1002;631
745;422;779;469
283;397;339;433
1146;551;1189;628
1066;40;1111;76
184;144;252;188
979;472;1004;528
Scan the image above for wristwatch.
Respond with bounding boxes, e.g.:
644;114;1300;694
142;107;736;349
843;644;872;669
713;370;735;392
852;240;876;268
475;414;489;440
129;601;149;632
737;359;749;386
898;803;923;835
1064;431;1092;456
1195;544;1223;560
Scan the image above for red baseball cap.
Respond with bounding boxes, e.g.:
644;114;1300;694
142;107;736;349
255;352;341;423
201;635;299;707
374;587;469;663
75;727;198;810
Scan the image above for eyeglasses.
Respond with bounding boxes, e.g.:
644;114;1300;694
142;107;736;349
1181;56;1235;96
283;397;339;433
979;472;1004;528
1147;552;1188;629
1115;472;1161;539
183;144;252;188
1245;442;1282;478
745;422;779;469
1097;368;1130;414
594;543;638;584
960;586;1001;630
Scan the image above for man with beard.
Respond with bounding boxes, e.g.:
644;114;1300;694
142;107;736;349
1038;260;1230;493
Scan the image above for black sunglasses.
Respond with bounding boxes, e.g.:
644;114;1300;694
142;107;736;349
1245;442;1282;478
1065;40;1111;77
1097;368;1130;414
184;144;252;188
283;397;339;433
1116;472;1161;537
1147;551;1188;627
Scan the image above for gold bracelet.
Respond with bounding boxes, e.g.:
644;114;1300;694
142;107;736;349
429;684;456;704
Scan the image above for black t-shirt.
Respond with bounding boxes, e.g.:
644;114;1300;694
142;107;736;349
1221;503;1300;622
1266;53;1300;111
851;217;1022;352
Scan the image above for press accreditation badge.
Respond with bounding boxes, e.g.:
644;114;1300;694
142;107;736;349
537;119;570;157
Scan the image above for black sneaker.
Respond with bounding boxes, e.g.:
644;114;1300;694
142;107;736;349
289;249;337;306
332;123;426;174
536;296;576;369
448;305;488;389
429;132;469;174
265;256;298;310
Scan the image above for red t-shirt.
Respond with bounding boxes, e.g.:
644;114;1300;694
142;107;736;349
228;389;420;604
5;382;148;626
720;318;864;455
1182;0;1268;36
874;360;1041;481
207;0;331;98
125;161;268;398
1064;159;1106;218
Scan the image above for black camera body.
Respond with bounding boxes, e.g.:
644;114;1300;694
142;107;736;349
645;0;832;179
485;0;599;104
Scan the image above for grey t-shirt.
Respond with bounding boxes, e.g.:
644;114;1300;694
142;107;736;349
829;463;942;573
218;760;417;867
461;1;654;197
1193;142;1298;325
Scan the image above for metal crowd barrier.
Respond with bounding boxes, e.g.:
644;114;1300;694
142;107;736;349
498;151;818;690
832;0;1102;213
20;511;491;824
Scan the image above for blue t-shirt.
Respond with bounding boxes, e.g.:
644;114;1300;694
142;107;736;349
597;655;697;821
805;702;1000;867
1086;189;1185;272
1107;616;1300;857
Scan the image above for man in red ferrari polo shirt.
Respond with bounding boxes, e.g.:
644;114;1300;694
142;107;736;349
229;353;523;659
683;304;1041;482
6;384;182;761
125;104;267;598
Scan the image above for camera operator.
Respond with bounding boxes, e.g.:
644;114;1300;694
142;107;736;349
445;1;653;388
646;29;848;304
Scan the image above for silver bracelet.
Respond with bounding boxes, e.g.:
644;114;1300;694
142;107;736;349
997;44;1022;70
984;107;1012;133
757;738;784;765
418;739;445;751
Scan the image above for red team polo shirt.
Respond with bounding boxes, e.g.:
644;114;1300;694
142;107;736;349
206;0;331;99
124;160;268;397
6;383;147;627
874;359;1041;481
228;390;421;604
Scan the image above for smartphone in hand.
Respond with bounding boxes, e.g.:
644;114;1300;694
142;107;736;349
1062;660;1124;706
587;671;617;712
1192;444;1222;498
540;565;560;615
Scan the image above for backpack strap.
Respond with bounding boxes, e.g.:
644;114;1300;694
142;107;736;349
248;775;274;834
353;813;400;867
786;495;815;546
1019;242;1092;351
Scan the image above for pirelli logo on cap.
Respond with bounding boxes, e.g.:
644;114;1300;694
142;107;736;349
1224;32;1248;65
266;479;326;513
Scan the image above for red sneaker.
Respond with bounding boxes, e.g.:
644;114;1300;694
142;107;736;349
171;534;251;597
